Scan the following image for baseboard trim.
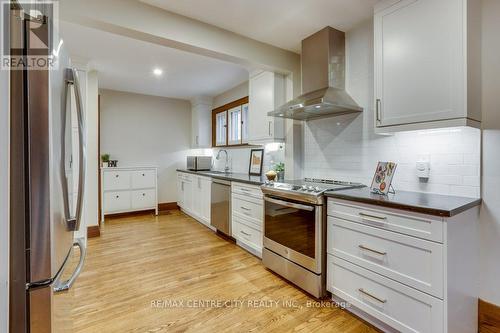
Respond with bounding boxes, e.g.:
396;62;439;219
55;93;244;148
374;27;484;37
158;202;179;211
87;225;100;238
479;299;500;332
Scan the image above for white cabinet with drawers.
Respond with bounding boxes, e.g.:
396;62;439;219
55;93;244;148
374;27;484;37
327;198;479;333
231;182;264;257
101;167;158;222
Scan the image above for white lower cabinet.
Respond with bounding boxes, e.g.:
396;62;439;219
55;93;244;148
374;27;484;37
327;198;479;333
177;172;211;228
231;182;264;257
328;255;443;333
101;167;158;222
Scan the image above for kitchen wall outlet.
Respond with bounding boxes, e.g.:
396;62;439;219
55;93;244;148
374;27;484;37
416;161;430;179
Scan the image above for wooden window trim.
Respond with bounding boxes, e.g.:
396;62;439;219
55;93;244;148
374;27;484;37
212;96;249;148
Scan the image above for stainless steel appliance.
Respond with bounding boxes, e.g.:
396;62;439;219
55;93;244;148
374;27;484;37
261;179;364;298
210;179;231;235
187;156;212;171
9;3;86;332
268;27;363;120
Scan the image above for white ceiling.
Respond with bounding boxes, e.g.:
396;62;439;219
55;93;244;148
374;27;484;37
141;0;380;53
60;21;250;100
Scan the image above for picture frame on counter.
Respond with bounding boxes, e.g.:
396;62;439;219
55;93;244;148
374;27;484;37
248;149;264;176
370;161;397;195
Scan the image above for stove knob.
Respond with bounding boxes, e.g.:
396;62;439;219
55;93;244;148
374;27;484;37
315;187;321;192
308;186;314;191
301;185;307;190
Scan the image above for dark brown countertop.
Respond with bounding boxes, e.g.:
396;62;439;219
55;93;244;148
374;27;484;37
325;187;481;217
177;169;267;186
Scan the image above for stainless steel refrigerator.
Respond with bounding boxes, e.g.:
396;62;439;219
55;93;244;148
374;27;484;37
9;2;86;332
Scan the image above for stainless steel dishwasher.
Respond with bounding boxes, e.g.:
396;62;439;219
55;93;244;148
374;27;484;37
210;179;231;235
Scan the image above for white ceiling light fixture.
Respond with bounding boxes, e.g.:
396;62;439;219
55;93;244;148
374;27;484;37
153;68;163;76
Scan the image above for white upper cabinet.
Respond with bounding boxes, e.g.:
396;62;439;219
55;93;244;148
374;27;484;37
248;71;286;143
374;0;481;132
191;97;213;148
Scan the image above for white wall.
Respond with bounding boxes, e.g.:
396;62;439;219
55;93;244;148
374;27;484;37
302;19;481;198
213;81;248;108
479;0;500;306
85;71;99;227
99;89;191;203
1;58;10;333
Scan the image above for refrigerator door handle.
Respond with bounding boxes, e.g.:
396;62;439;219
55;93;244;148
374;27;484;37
53;238;86;293
62;68;86;231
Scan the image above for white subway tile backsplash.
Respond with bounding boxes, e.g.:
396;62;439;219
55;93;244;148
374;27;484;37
303;120;481;198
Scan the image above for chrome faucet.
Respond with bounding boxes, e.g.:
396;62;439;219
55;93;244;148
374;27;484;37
215;149;230;173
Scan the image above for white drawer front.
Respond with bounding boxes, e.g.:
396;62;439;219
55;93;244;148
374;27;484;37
327;217;444;298
328;255;443;333
232;218;262;250
232;182;263;199
232;194;263;228
131;170;155;189
131;189;156;209
103;171;131;191
327;199;443;242
104;191;131;213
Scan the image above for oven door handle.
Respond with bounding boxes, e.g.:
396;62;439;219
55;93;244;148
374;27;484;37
264;197;314;211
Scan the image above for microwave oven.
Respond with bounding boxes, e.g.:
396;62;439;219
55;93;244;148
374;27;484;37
187;156;212;171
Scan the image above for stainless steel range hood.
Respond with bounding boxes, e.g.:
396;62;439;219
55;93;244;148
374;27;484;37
268;27;362;120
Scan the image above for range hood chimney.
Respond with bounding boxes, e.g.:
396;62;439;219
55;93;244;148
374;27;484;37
268;26;362;120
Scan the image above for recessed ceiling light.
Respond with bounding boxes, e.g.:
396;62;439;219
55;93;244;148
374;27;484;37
153;68;163;76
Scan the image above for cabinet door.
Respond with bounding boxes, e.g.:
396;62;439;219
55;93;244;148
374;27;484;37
228;106;242;145
374;0;464;127
192;103;212;148
215;110;227;146
249;72;273;142
200;177;211;225
183;179;194;213
191;176;202;219
177;176;184;208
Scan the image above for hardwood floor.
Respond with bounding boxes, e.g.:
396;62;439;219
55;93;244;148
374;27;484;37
63;210;378;332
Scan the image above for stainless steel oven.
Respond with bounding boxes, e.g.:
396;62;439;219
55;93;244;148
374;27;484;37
262;194;326;298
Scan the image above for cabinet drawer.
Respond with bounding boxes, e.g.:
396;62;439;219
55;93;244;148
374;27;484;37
131;189;156;209
232;193;263;228
131;169;156;189
104;191;131;213
327;199;443;242
232;218;262;250
328;256;443;333
232;182;263;199
103;171;131;191
328;217;443;298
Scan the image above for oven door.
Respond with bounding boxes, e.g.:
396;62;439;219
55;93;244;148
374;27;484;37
263;196;323;274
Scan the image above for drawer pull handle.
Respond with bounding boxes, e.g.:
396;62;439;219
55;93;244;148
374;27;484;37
116;195;119;198
142;193;145;196
240;230;251;237
358;212;387;221
240;207;251;211
240;188;251;192
142;173;145;176
115;175;119;178
358;288;387;304
358;245;387;256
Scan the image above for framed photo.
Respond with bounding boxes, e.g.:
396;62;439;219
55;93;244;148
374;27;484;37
248;149;264;176
370;161;397;195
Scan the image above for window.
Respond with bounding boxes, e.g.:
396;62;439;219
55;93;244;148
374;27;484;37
215;110;227;146
228;106;241;145
212;97;249;147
